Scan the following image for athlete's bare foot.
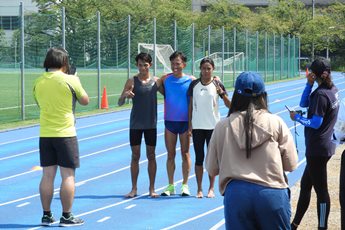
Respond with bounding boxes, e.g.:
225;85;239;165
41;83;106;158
207;189;215;198
196;190;203;198
125;189;137;198
149;192;159;198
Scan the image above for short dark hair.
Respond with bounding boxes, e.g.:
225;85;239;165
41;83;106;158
43;47;69;72
169;51;187;63
200;57;215;69
135;52;152;64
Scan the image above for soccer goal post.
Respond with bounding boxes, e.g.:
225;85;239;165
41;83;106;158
138;43;174;73
194;52;245;74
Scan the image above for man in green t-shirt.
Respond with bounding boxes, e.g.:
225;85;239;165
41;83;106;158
33;47;89;227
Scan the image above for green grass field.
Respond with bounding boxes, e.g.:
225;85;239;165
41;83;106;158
0;68;131;123
0;67;297;124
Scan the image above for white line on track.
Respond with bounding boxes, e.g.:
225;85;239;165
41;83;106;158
16;202;30;207
0;149;176;206
0;84;305;162
161;205;224;230
1;113;298;182
0;170;36;181
0;109;165;147
0;149;37;161
97;216;111;223
0;78;327;182
27;178;195;230
2;77;344;218
1;77;344;149
124;204;136;209
209;219;225;230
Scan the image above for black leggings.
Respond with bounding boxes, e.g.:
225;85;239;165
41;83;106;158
340;150;345;230
292;156;331;229
192;129;213;166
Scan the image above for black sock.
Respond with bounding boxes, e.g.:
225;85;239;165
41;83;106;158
62;212;71;219
43;211;52;217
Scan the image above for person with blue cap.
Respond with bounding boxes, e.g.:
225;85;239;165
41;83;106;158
206;71;298;229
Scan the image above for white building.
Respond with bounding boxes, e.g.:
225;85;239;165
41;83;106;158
192;0;345;11
0;0;38;40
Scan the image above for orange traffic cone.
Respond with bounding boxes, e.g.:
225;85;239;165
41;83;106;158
305;68;309;77
101;86;109;109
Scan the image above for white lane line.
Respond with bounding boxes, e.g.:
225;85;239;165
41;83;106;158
209;219;225;230
2;79;345;161
1;79;342;202
161;205;224;230
16;202;30;207
0;107;299;182
0;133;166;181
124;204;136;209
0;149;173;207
0;170;36;181
75;181;86;187
0;121;165;162
0;149;37;161
0;109;165;147
97;216;111;223
1;75;344;147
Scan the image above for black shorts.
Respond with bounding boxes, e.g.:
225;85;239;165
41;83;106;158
39;137;80;169
130;129;157;146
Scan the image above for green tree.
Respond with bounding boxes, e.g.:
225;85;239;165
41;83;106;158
197;0;253;30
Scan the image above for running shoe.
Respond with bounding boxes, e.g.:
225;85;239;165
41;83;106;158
41;214;55;226
181;184;190;196
161;184;175;196
59;214;84;227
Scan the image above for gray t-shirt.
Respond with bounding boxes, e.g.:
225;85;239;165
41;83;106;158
130;76;158;129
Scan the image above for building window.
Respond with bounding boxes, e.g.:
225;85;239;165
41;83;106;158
201;5;208;12
0;16;19;30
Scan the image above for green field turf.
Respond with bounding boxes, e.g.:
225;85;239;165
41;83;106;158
0;67;296;124
0;68;132;123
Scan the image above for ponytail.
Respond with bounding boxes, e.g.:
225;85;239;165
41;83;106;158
318;71;333;89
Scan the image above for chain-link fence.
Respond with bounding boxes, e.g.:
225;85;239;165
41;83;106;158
0;3;300;124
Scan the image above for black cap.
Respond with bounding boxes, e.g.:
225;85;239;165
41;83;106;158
309;57;331;76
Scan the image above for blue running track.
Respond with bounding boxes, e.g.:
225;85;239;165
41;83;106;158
0;73;345;229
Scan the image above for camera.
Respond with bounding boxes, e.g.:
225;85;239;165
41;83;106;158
295;110;306;116
68;65;77;75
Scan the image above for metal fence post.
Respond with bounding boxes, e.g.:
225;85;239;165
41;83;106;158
245;30;248;71
287;34;291;78
233;27;236;82
20;1;25;120
221;26;224;82
208;25;211;56
128;15;131;80
273;33;276;81
293;35;296;77
298;37;301;73
264;31;267;81
256;31;259;72
153;18;157;76
280;34;283;80
62;7;65;49
97;11;101;109
192;23;195;76
174;20;177;51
